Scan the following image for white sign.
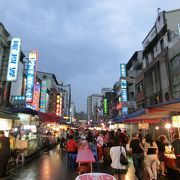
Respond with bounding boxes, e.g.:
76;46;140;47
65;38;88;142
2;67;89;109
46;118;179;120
7;38;22;81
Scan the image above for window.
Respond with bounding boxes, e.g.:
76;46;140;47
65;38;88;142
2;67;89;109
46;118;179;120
43;75;47;79
145;56;149;66
160;39;164;51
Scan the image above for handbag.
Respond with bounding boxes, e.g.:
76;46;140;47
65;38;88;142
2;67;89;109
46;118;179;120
120;146;128;165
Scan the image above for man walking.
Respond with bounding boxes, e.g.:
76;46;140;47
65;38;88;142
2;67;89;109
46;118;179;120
0;131;11;178
130;132;144;180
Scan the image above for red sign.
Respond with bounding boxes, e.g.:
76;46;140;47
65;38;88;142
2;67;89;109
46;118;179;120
117;103;122;110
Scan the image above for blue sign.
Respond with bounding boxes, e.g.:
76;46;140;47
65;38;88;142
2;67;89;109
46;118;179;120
7;38;21;81
120;79;127;89
122;107;128;115
120;64;126;77
121;89;127;102
25;52;37;103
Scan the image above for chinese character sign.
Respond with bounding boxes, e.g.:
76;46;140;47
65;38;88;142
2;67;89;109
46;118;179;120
56;95;62;116
120;64;126;77
120;63;128;115
103;98;108;115
25;51;38;103
40;80;47;112
31;83;40;111
7;38;22;81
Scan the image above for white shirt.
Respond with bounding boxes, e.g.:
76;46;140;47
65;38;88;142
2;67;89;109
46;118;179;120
96;136;104;146
110;146;127;169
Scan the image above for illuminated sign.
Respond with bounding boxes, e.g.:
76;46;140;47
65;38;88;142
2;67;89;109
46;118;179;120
120;64;126;77
103;98;108;115
31;83;40;111
7;38;21;81
116;103;122;110
10;96;25;105
120;63;128;114
122;107;128;115
40;80;47;112
121;89;127;102
25;51;38;102
56;94;62;116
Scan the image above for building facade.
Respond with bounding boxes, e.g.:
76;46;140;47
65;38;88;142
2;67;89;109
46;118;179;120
87;94;102;123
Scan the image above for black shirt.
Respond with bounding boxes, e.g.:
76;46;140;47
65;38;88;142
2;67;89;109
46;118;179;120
130;138;143;154
156;140;165;153
172;139;180;155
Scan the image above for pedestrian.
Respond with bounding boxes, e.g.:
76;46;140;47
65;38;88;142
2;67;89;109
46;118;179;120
171;133;180;171
117;129;128;149
96;131;104;163
0;130;11;178
129;132;144;180
66;135;78;154
110;136;127;180
138;129;143;142
144;134;159;180
156;135;167;176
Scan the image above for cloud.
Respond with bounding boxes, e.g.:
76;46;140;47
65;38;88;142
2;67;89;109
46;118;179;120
0;0;180;111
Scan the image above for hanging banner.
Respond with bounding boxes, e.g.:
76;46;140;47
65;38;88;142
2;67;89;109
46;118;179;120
25;51;38;103
7;38;22;81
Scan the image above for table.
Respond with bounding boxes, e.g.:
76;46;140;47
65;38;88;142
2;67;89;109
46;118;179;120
76;149;96;174
75;173;116;180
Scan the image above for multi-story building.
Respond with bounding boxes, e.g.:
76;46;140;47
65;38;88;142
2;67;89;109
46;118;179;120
141;9;180;106
126;51;143;111
0;23;25;108
87;94;102;123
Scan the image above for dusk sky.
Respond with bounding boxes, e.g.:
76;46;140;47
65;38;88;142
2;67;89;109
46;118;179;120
1;0;180;112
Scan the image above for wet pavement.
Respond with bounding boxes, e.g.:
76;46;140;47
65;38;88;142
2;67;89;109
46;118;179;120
6;145;170;180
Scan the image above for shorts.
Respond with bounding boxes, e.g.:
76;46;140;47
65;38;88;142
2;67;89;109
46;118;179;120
112;168;127;174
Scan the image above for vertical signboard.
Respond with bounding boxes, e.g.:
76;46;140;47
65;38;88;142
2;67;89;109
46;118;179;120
31;83;40;111
120;63;128;115
7;38;21;81
25;51;38;103
56;94;62;116
40;80;47;112
103;98;108;115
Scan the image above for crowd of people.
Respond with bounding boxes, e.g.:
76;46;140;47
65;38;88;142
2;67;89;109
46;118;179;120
0;127;180;179
59;128;180;180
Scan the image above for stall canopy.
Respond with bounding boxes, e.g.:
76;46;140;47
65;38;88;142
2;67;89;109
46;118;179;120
0;110;20;120
38;112;65;123
114;98;180;124
3;108;38;115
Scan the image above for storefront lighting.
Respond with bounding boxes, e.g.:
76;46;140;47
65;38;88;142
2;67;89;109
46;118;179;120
165;123;171;129
155;126;159;130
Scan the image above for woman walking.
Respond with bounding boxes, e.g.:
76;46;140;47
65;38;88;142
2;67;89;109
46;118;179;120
144;134;159;180
156;135;167;176
110;137;127;180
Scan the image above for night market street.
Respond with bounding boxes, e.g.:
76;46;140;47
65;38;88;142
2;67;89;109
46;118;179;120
5;145;170;180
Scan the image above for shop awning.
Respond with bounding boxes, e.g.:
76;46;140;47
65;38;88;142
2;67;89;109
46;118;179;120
0;110;20;120
124;98;180;124
3;108;38;115
113;109;145;122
